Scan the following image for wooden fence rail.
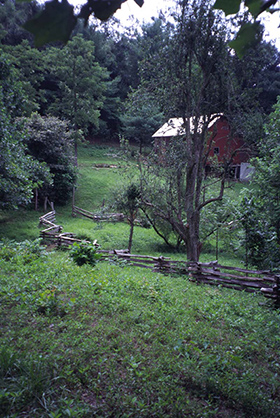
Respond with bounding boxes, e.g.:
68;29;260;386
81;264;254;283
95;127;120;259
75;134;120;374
188;261;280;303
72;206;125;222
72;205;144;226
98;250;173;273
38;212;280;305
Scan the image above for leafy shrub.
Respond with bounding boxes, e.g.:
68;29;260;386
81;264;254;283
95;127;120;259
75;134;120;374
69;241;101;266
0;238;46;263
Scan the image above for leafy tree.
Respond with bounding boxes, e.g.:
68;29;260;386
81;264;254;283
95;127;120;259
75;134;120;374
227;39;280;146
140;196;184;251
213;0;279;57
122;87;164;153
46;35;108;158
111;32;142;101
140;0;232;262
22;113;76;205
2;40;48;115
241;192;279;270
18;0;277;59
80;26;123;139
0;49;28;117
0;91;50;209
241;98;280;269
0;52;51;208
114;183;141;252
22;0;144;47
0;0;40;46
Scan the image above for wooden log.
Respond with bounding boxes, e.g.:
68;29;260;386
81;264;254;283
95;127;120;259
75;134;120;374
112;251;171;261
193;276;266;293
196;262;270;275
40;218;57;227
40;210;55;218
41;225;61;233
131;263;154;269
192;273;270;289
126;258;155;265
58;232;75;237
188;267;276;283
261;293;277;299
42;213;56;219
73;206;127;222
261;287;274;294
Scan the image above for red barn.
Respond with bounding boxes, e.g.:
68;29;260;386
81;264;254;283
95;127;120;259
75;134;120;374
152;115;254;180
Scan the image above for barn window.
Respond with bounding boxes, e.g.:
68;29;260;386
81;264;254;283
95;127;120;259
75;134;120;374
214;147;220;155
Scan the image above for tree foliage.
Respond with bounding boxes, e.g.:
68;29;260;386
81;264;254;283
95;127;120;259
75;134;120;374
0;52;51;209
17;0;278;59
214;0;279;57
140;0;231;261
46;35;108;134
0;93;50;209
22;113;77;205
0;0;39;46
114;182;141;252
241;99;280;269
22;0;143;47
122;87;164;152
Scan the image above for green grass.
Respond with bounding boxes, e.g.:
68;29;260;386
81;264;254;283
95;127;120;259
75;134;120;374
1;242;280;417
75;145;125;209
0;208;42;241
0;143;249;265
1;144;280;416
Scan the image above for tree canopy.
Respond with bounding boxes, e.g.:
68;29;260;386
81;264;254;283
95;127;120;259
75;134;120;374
18;0;280;58
241;98;280;269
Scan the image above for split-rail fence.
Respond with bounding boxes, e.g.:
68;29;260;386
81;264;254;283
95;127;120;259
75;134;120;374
39;211;98;248
72;206;125;222
39;211;280;305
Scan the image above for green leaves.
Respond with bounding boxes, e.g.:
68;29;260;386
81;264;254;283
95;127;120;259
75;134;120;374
22;0;144;47
79;0;143;21
213;0;241;15
245;0;264;17
69;241;101;267
214;0;278;57
213;0;273;17
23;0;77;47
229;21;262;57
79;0;126;22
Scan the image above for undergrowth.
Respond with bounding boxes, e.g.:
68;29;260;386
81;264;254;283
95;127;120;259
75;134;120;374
1;239;280;417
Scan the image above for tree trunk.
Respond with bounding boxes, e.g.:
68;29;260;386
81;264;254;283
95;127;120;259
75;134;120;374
34;188;38;211
74;139;78;167
186;211;201;262
128;218;134;253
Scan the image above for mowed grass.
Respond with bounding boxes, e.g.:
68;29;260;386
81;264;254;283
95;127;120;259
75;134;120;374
1;242;280;417
75;143;135;210
0;143;248;264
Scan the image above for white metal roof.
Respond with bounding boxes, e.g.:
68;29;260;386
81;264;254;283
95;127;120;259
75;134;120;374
152;115;223;138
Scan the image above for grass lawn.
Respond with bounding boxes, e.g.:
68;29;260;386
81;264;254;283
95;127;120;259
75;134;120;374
1;143;279;417
0;143;248;263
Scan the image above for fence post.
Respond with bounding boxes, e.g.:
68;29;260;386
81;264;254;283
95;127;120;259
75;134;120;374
188;262;199;283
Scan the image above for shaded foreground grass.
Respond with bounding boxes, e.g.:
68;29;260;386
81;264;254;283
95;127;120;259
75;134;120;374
1;243;280;417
